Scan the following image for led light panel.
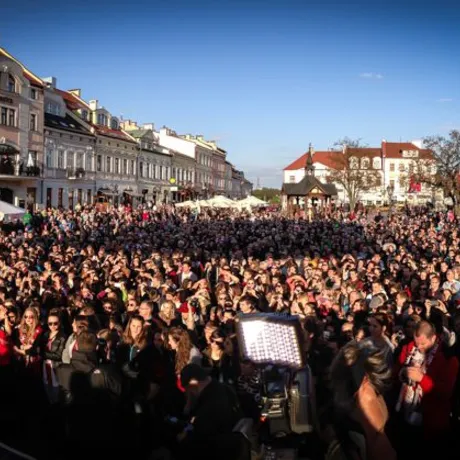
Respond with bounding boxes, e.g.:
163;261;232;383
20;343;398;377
236;314;305;368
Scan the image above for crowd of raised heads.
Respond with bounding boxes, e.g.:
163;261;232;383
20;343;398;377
0;203;460;460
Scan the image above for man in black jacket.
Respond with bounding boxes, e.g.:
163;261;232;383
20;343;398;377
57;331;122;455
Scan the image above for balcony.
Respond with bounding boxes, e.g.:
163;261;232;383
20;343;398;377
0;158;42;178
67;167;86;179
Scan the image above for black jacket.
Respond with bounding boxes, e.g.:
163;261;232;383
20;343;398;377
57;350;122;405
35;331;67;365
57;350;122;447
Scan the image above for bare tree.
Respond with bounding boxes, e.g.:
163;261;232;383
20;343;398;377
412;130;460;212
326;137;381;210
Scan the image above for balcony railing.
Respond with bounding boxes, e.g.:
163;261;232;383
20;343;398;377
0;159;42;177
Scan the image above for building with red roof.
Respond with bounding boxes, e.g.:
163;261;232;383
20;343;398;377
283;140;437;207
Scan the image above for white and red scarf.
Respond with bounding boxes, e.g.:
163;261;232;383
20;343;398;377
396;339;439;426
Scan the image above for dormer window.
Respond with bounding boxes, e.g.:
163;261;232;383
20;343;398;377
361;157;370;169
349;156;359;169
81;110;88;121
7;74;16;93
97;113;108;126
111;119;118;130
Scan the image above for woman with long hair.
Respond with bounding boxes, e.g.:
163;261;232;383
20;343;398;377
39;311;66;403
154;301;180;330
167;327;202;390
202;329;236;384
13;307;42;375
117;315;152;403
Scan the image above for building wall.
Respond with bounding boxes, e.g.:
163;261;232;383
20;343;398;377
159;128;195;158
0;54;44;207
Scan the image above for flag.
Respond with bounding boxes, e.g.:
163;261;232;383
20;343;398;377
408;176;421;193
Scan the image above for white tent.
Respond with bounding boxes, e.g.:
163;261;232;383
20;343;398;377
207;195;237;208
0;200;26;222
237;195;268;207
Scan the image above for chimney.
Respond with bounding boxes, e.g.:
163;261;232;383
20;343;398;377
382;139;387;144
89;100;98;110
309;142;315;156
42;77;57;89
143;123;155;130
68;89;81;97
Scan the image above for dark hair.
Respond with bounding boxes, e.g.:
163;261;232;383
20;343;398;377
77;331;98;353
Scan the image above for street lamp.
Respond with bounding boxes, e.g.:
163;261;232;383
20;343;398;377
387;184;394;217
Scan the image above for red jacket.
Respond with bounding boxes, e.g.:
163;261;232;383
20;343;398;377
0;329;12;366
396;340;459;435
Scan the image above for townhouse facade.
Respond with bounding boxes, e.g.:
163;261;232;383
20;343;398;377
0;47;252;209
0;48;45;207
121;121;172;204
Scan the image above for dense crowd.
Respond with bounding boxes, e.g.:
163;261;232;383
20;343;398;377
0;203;460;460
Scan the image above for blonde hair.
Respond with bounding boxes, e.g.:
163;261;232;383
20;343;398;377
19;307;40;344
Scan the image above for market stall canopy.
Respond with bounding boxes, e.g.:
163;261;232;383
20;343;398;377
237;196;268;207
206;195;238;208
0;200;26;222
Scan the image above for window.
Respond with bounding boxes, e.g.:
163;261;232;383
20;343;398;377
97;113;107;126
399;163;405;172
123;159;127;174
7;74;16;93
1;107;7;125
30;113;37;131
373;157;381;169
30;88;37;100
349;157;359;169
390;163;395;172
77;152;84;169
139;162;144;178
58;150;64;169
160;166;163;180
81;110;88;121
361;157;369;169
390;179;395;189
0;108;16;127
67;151;74;168
86;154;92;171
46;148;53;168
106;156;111;172
115;158;120;174
289;175;296;183
111;119;118;130
131;160;135;175
165;166;169;180
96;155;102;172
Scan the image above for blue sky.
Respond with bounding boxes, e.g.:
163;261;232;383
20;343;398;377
1;0;459;187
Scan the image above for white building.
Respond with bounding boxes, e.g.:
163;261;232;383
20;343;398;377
121;121;172;203
283;141;437;207
42;78;97;208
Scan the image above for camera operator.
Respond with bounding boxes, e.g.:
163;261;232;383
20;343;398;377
174;364;250;460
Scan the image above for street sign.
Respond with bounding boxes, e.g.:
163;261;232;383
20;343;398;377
170;186;178;192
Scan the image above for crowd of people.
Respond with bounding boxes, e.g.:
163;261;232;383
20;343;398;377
0;202;460;460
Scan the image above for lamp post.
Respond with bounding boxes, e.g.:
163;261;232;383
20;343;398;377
387;184;394;218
